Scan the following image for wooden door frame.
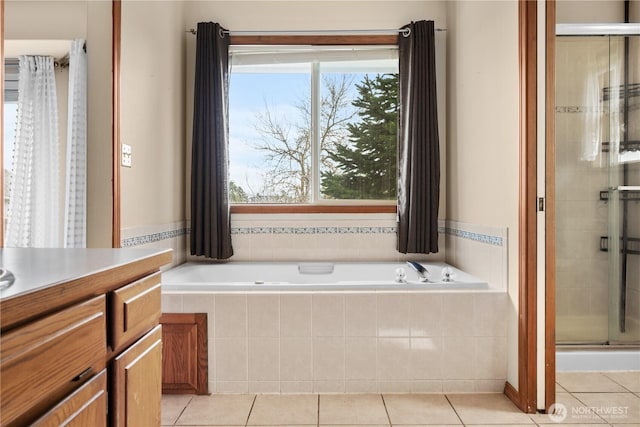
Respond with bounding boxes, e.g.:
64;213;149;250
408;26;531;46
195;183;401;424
544;0;557;413
112;0;121;248
506;0;556;414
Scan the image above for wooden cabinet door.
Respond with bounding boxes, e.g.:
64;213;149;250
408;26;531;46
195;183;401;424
32;370;107;427
160;313;208;394
112;325;162;427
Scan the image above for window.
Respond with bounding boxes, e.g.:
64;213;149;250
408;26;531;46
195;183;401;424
228;44;399;205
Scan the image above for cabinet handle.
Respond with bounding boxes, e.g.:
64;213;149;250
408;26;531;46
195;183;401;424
72;367;93;382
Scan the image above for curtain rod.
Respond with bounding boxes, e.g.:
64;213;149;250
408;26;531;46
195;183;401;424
185;28;447;36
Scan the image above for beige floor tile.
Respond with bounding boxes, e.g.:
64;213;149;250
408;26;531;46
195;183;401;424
530;393;606;424
319;394;389;425
247;395;318;425
604;371;640;392
176;394;256;426
557;382;568;392
611;424;640;427
556;372;628;393
162;395;193;426
383;394;461;425
446;393;535;425
573;392;640;423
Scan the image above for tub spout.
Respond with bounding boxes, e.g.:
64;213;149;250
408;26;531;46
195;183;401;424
406;261;429;282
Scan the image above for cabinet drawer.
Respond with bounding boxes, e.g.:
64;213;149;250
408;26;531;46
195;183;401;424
111;272;161;352
0;296;106;426
32;369;107;427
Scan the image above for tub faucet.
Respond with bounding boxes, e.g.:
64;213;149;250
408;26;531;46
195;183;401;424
406;261;429;282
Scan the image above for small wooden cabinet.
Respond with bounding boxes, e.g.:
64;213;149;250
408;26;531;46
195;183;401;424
160;313;208;395
0;249;172;427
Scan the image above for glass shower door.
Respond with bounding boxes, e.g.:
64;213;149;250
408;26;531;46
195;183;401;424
606;35;640;345
556;36;611;344
555;33;640;345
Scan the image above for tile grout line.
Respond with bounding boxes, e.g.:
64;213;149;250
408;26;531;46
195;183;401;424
316;394;320;427
380;394;392;426
601;372;636;393
444;393;465;426
568;391;609;424
172;395;194;427
244;394;257;427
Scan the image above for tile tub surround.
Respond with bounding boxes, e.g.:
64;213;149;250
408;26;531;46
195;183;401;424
187;214;447;262
444;220;508;291
161;290;508;394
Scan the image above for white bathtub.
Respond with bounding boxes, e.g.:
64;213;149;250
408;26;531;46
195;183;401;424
161;261;506;394
161;261;489;291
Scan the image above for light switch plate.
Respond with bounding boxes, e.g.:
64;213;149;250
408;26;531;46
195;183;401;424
122;144;132;167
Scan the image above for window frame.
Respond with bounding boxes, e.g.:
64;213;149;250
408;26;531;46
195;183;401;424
228;34;399;214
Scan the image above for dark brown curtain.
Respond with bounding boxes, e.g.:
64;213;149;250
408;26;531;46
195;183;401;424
190;22;233;259
397;20;440;254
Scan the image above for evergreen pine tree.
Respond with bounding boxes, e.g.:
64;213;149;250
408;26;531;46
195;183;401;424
321;74;398;199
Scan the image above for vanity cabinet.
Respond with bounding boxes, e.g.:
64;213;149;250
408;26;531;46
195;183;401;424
0;248;172;427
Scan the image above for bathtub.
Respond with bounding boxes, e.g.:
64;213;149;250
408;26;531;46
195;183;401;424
161;261;506;394
161;261;489;291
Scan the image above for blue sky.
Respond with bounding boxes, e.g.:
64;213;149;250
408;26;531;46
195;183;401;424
228;72;310;195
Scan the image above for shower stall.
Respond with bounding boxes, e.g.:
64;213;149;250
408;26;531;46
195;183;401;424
555;22;640;365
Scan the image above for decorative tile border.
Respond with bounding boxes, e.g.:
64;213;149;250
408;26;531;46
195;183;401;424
555;106;607;113
123;222;504;248
230;226;399;235
444;227;503;247
121;227;188;247
229;224;503;247
556;104;640;114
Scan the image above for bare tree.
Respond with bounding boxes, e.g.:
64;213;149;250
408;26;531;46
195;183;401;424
251;74;357;203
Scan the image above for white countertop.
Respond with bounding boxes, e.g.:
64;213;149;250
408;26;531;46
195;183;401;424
0;248;171;301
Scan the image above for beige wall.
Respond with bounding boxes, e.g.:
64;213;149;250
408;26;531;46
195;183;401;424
182;1;447;33
557;0;625;23
86;0;113;247
445;0;520;387
4;0;113;247
120;0;186;229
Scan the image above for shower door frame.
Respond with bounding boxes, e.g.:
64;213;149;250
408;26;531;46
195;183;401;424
546;16;640;411
554;24;640;346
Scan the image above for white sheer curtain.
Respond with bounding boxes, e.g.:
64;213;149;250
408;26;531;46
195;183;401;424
64;39;87;247
581;71;603;162
5;56;61;247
